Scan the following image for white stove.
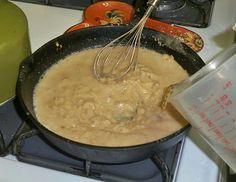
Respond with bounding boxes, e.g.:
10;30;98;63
0;0;235;181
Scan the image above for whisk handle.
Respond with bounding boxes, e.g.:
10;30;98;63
132;0;161;25
147;0;162;8
143;0;161;18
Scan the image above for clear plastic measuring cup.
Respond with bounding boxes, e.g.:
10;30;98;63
170;43;236;172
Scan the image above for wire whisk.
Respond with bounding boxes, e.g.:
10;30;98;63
93;0;161;81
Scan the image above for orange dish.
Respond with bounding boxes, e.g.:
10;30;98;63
66;1;204;52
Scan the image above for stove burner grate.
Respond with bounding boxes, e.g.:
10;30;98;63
135;0;215;27
12;126;185;182
0;98;185;182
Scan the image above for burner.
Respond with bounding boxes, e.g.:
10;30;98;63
157;0;186;11
0;99;185;182
151;0;215;27
135;0;215;27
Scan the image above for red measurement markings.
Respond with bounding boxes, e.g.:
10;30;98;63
196;111;218;131
223;80;232;90
204;118;214;127
190;110;206;129
187;106;207;129
190;107;209;126
213;108;220;114
215;94;232;110
210;127;233;146
212;128;224;139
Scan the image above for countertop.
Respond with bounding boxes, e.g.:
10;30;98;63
0;0;235;182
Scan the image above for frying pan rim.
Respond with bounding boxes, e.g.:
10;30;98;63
16;25;202;151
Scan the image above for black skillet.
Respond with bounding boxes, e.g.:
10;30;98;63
16;25;205;164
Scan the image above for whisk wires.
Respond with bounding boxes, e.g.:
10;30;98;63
93;0;160;81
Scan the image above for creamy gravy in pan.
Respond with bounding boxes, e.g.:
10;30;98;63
33;48;188;147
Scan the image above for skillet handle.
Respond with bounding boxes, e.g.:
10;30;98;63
152;154;172;182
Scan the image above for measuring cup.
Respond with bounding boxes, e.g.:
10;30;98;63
170;43;236;172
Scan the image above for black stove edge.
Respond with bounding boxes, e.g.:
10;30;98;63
227;166;236;182
0;98;26;156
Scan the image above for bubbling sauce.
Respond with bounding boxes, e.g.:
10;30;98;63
33;48;188;147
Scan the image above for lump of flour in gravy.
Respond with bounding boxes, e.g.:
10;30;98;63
33;47;189;147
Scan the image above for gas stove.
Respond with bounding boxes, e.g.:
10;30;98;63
1;1;236;182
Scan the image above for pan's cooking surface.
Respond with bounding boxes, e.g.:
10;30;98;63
33;47;188;147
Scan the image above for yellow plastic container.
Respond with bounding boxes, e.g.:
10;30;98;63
0;0;31;104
